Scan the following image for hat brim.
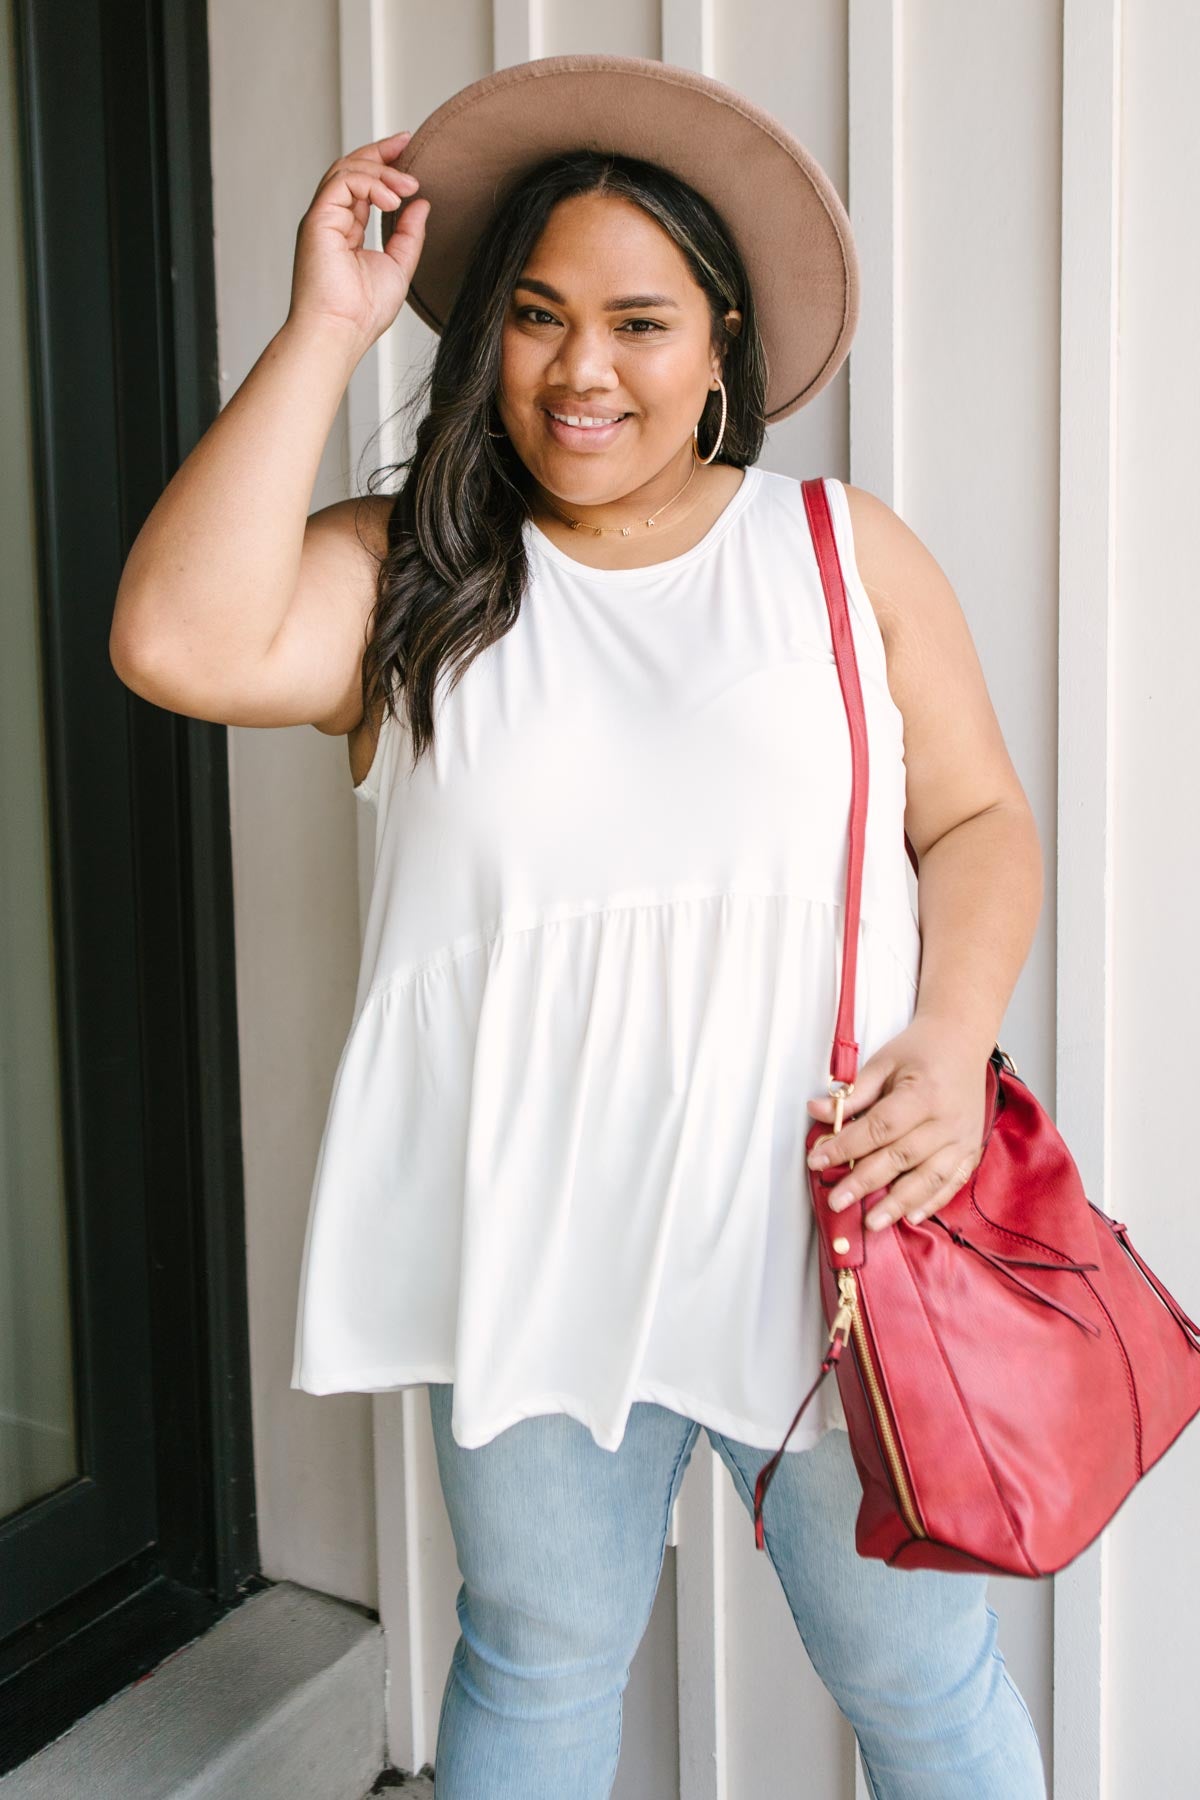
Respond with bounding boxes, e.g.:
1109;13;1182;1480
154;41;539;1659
386;54;858;424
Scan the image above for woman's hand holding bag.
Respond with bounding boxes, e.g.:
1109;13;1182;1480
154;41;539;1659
751;477;1200;1577
804;1016;995;1234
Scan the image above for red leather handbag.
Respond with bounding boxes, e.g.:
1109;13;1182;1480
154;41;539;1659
752;475;1200;1575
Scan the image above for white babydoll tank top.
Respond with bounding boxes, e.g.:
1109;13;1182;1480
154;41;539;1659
290;467;922;1453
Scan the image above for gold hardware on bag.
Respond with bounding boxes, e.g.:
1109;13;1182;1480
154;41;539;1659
827;1078;856;1167
827;1269;857;1348
823;1071;921;1534
833;1267;926;1539
829;1078;853;1137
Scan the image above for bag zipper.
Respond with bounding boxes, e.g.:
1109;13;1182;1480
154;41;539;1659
834;1267;927;1539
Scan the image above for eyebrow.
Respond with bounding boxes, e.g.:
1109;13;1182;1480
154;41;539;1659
514;277;682;311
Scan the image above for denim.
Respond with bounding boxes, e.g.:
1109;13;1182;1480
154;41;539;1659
427;1384;1048;1798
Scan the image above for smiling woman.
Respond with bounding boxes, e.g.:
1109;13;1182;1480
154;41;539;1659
352;144;769;764
508;197;751;547
111;50;1048;1800
495;194;747;553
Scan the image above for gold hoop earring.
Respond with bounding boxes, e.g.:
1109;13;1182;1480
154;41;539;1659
693;377;727;465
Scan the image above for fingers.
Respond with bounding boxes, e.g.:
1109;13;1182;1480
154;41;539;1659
381;190;430;267
808;1084;932;1176
318;128;414;190
340;157;418;185
312;167;423;246
812;1118;980;1234
307;129;424;237
865;1147;980;1233
821;1116;950;1214
314;161;418;211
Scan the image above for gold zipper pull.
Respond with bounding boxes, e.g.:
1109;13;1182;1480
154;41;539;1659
828;1268;858;1346
827;1303;853;1346
828;1079;856;1166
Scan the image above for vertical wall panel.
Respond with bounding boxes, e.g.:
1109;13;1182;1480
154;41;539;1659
696;20;856;1797
847;0;900;505
1109;0;1200;1792
901;1;1063;1768
542;0;661;60
718;0;850;479
1055;3;1122;1790
210;0;381;1614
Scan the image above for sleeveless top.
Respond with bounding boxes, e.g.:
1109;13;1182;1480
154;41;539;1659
289;467;922;1453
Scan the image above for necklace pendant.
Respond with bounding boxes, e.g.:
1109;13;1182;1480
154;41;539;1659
621;526;631;537
647;518;656;527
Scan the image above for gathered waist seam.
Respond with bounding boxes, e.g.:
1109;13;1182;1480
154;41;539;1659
355;887;921;1019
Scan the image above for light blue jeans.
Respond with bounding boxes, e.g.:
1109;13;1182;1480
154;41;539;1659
427;1384;1047;1798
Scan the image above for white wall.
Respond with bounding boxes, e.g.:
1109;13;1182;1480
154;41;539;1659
206;0;1200;1792
897;0;1064;1761
1109;2;1200;1793
208;0;380;1611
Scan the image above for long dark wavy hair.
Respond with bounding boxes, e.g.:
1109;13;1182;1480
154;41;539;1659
356;148;769;772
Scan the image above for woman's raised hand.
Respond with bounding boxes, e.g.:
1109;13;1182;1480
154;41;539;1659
287;129;430;354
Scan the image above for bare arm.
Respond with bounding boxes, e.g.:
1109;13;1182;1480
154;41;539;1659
844;482;1044;1061
108;126;428;734
109;317;376;727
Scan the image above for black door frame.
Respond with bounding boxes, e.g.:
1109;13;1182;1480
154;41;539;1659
1;0;263;1768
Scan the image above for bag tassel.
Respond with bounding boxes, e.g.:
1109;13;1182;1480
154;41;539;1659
752;1329;849;1551
1108;1220;1200;1344
929;1217;1104;1337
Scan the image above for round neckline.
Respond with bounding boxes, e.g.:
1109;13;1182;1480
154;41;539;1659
525;463;761;584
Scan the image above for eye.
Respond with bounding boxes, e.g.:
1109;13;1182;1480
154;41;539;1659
514;307;665;335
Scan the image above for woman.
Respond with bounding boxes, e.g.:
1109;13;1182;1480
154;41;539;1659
110;54;1047;1800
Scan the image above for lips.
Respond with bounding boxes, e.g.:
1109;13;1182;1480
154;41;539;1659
542;407;631;450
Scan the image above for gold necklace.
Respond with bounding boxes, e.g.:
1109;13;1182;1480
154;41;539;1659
536;443;700;538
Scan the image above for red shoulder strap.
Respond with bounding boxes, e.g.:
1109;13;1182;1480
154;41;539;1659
800;477;920;1089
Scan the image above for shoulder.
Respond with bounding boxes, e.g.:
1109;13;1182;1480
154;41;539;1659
340;490;396;562
834;481;1034;835
837;480;960;661
307;491;395;585
759;470;940;652
303;492;395;740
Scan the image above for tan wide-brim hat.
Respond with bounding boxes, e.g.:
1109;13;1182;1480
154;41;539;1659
385;54;859;423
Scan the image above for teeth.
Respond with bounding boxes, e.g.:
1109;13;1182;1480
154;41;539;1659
548;410;626;428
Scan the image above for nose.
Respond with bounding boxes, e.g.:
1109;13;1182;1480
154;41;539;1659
544;325;622;395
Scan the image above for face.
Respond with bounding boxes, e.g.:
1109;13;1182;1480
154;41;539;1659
495;191;731;516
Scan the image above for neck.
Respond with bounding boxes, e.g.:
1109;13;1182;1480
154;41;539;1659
530;441;706;537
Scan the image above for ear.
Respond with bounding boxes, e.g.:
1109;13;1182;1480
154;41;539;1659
712;308;743;381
